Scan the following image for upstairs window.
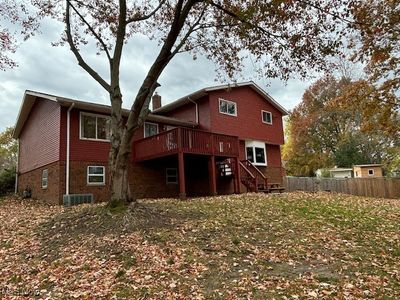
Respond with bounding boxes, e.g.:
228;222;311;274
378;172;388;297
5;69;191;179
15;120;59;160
144;122;159;138
219;99;237;116
262;110;272;124
41;169;48;189
80;113;110;141
87;166;105;185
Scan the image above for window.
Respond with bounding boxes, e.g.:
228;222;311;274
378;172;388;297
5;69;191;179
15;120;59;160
41;169;48;189
80;113;110;141
368;169;374;176
166;168;178;184
219;99;237;116
144;122;159;138
262;110;272;124
245;141;267;166
355;171;359;177
87;166;105;185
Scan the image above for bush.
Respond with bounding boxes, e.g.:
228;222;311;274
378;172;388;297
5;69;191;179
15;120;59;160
0;168;16;196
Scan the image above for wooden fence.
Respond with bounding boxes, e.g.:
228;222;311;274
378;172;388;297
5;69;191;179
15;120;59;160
284;177;400;199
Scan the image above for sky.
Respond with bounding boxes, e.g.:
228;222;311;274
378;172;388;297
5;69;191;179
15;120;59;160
0;18;314;132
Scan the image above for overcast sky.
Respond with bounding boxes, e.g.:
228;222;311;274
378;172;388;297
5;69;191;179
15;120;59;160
0;18;314;132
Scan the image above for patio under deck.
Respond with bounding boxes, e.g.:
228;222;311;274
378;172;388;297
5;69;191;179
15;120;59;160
133;127;241;198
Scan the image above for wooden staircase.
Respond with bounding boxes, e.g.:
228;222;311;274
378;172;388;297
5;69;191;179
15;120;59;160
216;159;285;193
239;160;285;193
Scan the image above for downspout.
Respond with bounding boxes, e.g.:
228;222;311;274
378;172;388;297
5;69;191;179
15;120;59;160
14;139;19;194
66;103;75;195
187;96;199;124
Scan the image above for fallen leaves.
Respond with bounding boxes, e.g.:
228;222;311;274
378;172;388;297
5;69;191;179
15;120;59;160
0;192;399;299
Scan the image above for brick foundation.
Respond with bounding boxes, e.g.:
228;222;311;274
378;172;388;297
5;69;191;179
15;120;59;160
17;161;63;205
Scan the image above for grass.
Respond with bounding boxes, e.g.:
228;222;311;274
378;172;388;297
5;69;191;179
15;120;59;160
0;192;399;299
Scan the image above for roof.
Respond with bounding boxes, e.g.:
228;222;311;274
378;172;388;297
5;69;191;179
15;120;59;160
353;164;383;168
153;81;289;115
13;90;198;138
329;168;353;172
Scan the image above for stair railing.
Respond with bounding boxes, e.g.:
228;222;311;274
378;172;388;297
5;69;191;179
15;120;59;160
238;161;257;192
240;160;268;190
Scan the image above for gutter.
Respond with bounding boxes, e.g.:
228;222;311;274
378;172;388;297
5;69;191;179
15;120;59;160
14;140;19;194
65;103;75;195
187;96;199;124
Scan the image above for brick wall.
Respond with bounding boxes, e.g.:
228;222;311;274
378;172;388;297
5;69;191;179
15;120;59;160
17;161;62;205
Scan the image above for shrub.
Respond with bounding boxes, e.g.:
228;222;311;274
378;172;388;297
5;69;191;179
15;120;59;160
0;168;16;196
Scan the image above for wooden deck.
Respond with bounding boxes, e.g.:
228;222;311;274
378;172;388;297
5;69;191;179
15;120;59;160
133;127;239;161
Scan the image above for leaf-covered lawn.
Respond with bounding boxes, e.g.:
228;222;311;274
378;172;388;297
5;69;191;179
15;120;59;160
0;192;399;299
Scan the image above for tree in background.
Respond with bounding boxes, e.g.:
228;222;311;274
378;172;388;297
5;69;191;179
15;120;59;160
0;127;17;195
283;75;397;176
0;127;18;170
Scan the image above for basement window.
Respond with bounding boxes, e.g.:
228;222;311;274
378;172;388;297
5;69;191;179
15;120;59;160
219;99;237;116
87;166;105;185
41;169;48;189
262;110;273;124
144;122;159;138
80;112;110;141
166;168;178;184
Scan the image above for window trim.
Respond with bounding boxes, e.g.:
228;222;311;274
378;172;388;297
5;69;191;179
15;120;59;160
143;122;159;138
41;169;48;189
79;112;110;142
261;110;273;125
245;141;267;167
368;169;374;176
87;166;106;186
166;168;178;184
218;98;237;117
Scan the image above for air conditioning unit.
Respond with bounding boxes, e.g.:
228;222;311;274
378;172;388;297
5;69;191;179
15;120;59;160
63;194;94;206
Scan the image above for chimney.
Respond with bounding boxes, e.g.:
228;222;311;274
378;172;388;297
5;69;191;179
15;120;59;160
152;93;162;110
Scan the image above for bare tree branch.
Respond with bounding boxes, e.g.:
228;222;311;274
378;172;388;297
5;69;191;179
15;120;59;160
67;0;112;62
126;0;166;23
65;1;111;92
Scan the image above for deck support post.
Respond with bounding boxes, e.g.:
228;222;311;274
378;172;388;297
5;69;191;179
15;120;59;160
234;157;241;194
209;155;217;196
178;152;186;199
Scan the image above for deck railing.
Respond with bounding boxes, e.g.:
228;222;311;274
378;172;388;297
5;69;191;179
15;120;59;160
134;127;239;161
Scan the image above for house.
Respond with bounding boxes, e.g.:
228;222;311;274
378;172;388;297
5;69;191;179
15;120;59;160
353;164;383;178
13;82;288;205
329;167;353;178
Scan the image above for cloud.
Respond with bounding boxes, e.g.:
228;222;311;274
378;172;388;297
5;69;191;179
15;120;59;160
0;19;313;132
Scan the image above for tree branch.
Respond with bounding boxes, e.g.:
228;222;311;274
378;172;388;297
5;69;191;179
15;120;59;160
126;0;166;23
67;0;112;62
65;1;111;92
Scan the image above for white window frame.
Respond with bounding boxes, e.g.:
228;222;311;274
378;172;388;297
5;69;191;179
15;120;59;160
79;112;110;142
368;169;374;176
261;110;273;125
218;98;237;117
41;169;48;189
245;140;267;166
166;168;178;184
87;166;105;185
144;122;159;138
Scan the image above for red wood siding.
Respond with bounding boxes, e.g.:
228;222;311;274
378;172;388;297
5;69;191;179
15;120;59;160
163;96;211;131
19;99;61;173
66;109;170;163
266;144;282;167
208;87;284;145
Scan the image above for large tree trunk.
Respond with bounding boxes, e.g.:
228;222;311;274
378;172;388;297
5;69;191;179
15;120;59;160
108;88;134;207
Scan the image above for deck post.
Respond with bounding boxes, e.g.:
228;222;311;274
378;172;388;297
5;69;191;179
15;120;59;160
178;152;186;199
209;155;217;196
234;157;241;194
